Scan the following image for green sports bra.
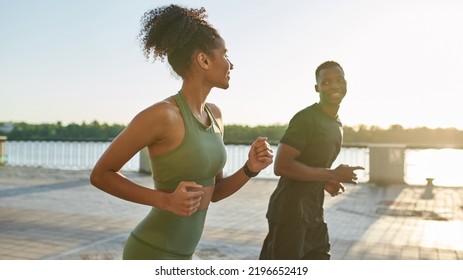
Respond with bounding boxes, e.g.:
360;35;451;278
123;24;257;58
150;91;227;190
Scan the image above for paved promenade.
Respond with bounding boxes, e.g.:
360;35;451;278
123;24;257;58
1;166;462;260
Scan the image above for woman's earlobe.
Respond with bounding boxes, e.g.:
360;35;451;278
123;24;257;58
196;53;210;70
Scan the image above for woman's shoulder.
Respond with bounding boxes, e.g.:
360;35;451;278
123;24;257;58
133;97;182;127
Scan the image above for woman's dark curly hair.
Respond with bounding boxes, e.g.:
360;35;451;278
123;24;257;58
138;4;221;77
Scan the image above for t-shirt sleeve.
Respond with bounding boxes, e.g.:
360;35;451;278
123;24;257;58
280;110;314;152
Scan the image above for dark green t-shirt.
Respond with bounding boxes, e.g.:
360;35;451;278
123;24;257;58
266;102;342;227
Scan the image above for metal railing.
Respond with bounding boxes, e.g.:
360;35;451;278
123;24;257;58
3;141;463;186
4;141;369;181
4;141;139;171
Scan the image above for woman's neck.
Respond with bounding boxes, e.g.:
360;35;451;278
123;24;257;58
180;81;212;118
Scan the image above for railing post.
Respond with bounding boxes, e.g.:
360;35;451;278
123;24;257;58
369;144;406;186
0;136;6;166
421;178;434;199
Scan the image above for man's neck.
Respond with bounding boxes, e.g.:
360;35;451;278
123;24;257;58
320;103;340;119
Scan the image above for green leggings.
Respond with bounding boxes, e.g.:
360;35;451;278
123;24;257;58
123;208;207;260
123;233;193;260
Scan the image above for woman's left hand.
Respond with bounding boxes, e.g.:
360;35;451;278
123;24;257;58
247;137;274;173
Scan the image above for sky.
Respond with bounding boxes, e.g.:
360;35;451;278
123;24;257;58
1;0;463;129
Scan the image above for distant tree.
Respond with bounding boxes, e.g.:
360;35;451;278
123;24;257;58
1;121;462;147
3;121;125;141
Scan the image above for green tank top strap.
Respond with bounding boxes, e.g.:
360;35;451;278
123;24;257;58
174;91;222;134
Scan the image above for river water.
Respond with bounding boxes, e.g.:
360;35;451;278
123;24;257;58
4;141;462;187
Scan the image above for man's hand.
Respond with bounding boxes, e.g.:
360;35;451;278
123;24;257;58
324;179;345;197
332;164;364;184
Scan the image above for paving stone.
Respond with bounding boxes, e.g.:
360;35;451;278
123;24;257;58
1;167;463;260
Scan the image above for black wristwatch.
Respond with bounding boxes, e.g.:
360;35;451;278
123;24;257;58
243;161;260;177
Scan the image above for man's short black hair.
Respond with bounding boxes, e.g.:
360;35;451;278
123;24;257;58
315;61;344;81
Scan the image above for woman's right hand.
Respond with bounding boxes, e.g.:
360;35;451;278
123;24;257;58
164;181;204;217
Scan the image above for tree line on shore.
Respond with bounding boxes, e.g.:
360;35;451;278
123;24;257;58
1;121;462;147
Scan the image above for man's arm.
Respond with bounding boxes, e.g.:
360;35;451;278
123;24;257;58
274;143;363;183
274;143;333;181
